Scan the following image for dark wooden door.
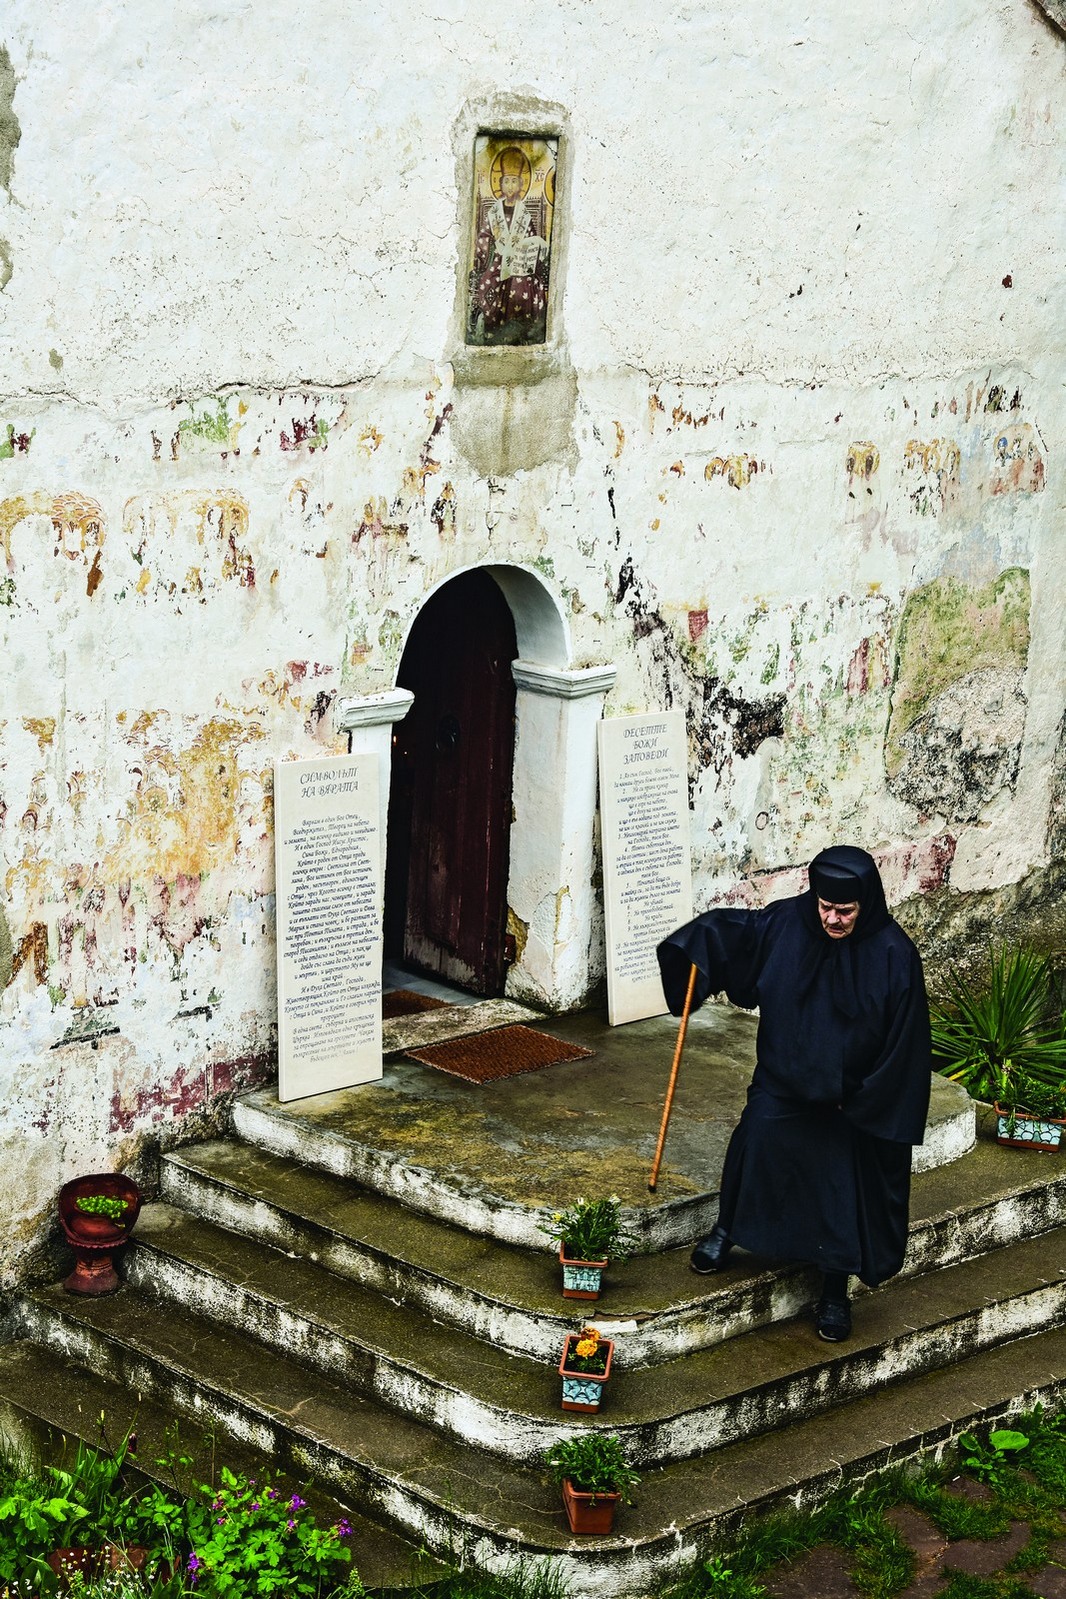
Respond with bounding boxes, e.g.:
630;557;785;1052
385;570;518;995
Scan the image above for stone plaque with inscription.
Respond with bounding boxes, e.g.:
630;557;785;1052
597;711;693;1026
274;754;383;1102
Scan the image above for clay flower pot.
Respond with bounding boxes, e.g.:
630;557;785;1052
47;1546;102;1578
561;1477;621;1535
559;1246;608;1299
48;1544;163;1583
59;1172;142;1295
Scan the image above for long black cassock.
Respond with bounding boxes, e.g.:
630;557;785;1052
656;852;932;1287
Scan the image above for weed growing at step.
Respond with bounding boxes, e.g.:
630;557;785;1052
403;1560;572;1599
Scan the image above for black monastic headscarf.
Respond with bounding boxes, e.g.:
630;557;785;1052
794;845;891;1019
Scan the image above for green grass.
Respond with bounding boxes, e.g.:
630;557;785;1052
399;1562;572;1599
934;1578;1039;1599
660;1405;1066;1599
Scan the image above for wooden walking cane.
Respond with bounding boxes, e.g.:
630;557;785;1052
648;962;698;1192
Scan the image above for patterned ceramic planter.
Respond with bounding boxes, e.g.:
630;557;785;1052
561;1477;621;1535
994;1102;1065;1153
558;1333;614;1413
559;1247;608;1299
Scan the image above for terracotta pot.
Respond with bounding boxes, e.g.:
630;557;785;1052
561;1476;621;1535
47;1545;102;1578
59;1172;142;1296
993;1102;1065;1153
559;1246;608;1300
558;1333;614;1413
48;1545;168;1585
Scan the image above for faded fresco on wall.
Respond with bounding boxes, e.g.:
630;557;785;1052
466;134;557;346
884;570;1031;823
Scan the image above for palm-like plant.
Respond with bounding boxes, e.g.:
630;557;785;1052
931;945;1066;1101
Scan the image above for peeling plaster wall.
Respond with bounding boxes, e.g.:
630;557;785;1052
0;1;1064;1279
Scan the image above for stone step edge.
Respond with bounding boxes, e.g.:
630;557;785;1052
0;1339;433;1593
162;1136;1066;1369
111;1211;1066;1467
12;1301;1066;1599
230;1086;975;1254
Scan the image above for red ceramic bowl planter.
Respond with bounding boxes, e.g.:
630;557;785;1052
59;1172;142;1296
561;1477;621;1535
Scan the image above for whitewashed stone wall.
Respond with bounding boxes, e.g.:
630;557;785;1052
0;0;1063;1279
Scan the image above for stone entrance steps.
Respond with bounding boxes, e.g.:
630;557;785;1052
157;1133;1066;1366
6;1097;1066;1597
16;1202;1066;1472
8;1272;1066;1597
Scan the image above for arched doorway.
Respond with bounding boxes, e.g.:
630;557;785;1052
384;569;519;996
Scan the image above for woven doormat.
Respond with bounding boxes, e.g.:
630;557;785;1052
406;1024;594;1084
382;989;450;1020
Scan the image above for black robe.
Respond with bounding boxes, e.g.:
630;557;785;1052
657;851;932;1287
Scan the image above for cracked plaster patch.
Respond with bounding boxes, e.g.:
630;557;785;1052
890;666;1027;824
0;47;19;197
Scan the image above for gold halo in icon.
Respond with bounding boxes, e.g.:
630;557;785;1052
491;146;532;200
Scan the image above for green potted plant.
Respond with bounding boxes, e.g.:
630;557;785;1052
59;1172;142;1295
931;945;1066;1101
558;1324;615;1413
545;1433;640;1536
540;1196;637;1299
991;1066;1066;1152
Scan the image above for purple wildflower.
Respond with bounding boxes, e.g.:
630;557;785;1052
250;1501;260;1511
335;1519;352;1538
287;1518;296;1531
187;1553;204;1585
289;1493;307;1510
267;1488;278;1500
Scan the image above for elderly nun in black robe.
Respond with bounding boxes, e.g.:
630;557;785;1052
656;845;932;1342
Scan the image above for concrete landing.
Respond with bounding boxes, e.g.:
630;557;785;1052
237;1001;974;1251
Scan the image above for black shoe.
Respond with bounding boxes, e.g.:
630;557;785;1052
815;1296;852;1342
690;1225;733;1273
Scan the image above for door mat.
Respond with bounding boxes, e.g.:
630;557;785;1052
405;1024;594;1084
382;989;450;1020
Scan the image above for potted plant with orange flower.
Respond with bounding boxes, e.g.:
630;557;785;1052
558;1324;614;1413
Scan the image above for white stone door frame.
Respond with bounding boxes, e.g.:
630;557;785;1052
337;562;616;1011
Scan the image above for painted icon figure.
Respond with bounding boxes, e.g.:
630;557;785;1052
468;144;550;346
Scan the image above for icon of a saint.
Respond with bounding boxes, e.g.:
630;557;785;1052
468;145;550;346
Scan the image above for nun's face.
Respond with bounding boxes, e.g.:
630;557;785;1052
818;898;860;939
